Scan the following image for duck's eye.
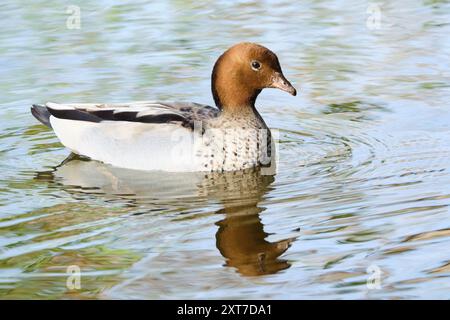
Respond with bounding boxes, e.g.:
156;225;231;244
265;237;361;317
251;60;261;71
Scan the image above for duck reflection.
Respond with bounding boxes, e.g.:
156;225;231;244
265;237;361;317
35;154;297;276
199;171;295;276
216;206;293;276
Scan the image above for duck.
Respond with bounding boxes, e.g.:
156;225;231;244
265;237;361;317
31;42;297;172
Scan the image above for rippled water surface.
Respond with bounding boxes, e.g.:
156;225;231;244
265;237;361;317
1;0;450;299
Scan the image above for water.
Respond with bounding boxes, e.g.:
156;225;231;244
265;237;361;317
1;0;450;299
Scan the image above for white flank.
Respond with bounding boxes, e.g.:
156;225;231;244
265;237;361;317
49;117;204;172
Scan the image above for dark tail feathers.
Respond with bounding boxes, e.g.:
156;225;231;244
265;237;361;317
31;104;52;128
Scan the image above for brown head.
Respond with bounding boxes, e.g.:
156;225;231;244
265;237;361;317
211;42;296;111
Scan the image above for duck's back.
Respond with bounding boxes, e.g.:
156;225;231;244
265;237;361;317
32;102;220;172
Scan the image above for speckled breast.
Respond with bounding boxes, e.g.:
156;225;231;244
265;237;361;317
194;117;273;172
